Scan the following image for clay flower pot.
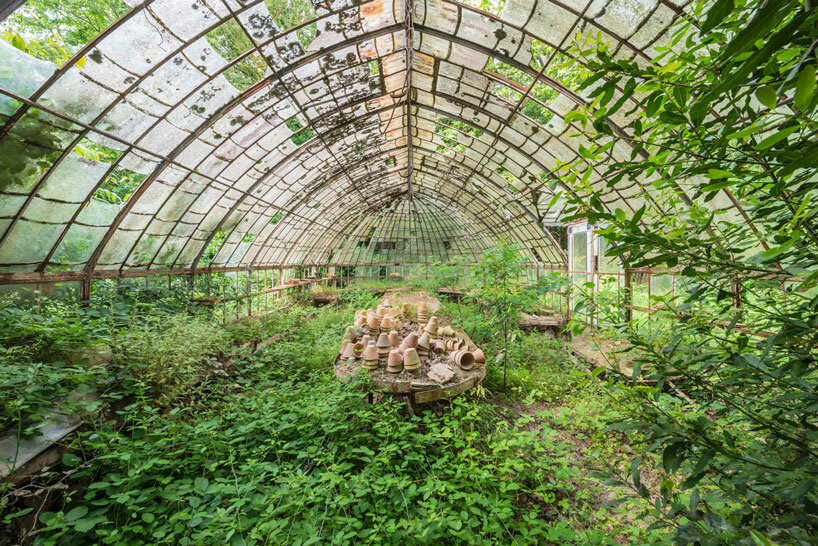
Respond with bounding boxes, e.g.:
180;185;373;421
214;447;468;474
352;342;365;356
404;332;418;349
376;333;391;358
403;348;421;376
386;350;403;374
380;315;392;331
342;343;357;363
362;341;379;371
449;350;475;371
339;339;350;356
440;325;456;337
424;318;438;336
354;314;365;328
389;330;400;347
376;306;385;319
432;340;446;355
417;332;431;354
361;334;371;347
472;348;486;364
445;339;460;351
367;316;379;333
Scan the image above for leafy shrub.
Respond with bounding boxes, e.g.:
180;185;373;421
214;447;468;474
36;374;642;545
114;314;230;404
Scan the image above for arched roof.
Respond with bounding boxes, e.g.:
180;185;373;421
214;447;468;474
0;0;742;280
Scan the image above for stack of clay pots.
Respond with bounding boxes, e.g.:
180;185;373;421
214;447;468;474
432;340;446;355
362;341;379;372
417;332;431;360
376;333;391;362
341;303;488;381
354;311;366;328
389;330;401;348
386;350;403;374
424;316;439;336
399;332;418;352
403;348;421;376
417;303;428;327
366;312;379;335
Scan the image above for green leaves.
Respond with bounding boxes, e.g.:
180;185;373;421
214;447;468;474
755;85;778;109
194;476;209;493
662;442;686;474
700;0;734;33
64;506;88;522
794;64;816;111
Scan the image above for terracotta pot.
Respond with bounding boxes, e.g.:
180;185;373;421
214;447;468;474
389;330;400;347
362;341;379;371
342;342;357;363
440;325;456;337
353;342;365;356
404;332;418;349
367;316;379;333
473;348;486;364
417;302;427;313
432;340;445;355
403;348;421;376
445;339;460;351
402;303;410;315
376;306;385;319
380;315;392;331
354;315;365;328
417;332;431;353
339;339;350;356
386;350;403;374
376;333;391;357
361;334;371;347
424;319;438;336
449;350;474;370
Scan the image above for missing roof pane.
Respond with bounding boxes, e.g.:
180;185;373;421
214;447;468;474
486;57;534;88
91;166;144;205
1;0;130;66
205;18;255;62
285;116;314;146
458;0;506;16
265;0;316;48
223;52;267;91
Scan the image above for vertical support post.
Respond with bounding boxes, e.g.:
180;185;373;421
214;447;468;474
732;278;743;309
247;268;252;317
624;265;633;324
81;275;91;303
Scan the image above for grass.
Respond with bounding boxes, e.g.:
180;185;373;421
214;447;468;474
1;290;667;544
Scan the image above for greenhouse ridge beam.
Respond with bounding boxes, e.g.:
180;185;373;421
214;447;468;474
404;0;415;200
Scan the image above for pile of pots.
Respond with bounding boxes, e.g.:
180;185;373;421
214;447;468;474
340;303;486;380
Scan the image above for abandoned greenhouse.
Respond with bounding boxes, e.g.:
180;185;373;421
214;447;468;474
0;0;816;543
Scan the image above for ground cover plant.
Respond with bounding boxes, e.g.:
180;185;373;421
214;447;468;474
7;301;660;545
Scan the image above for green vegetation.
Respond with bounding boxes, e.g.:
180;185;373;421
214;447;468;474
1;0;128;66
555;0;818;543
1;279;665;545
